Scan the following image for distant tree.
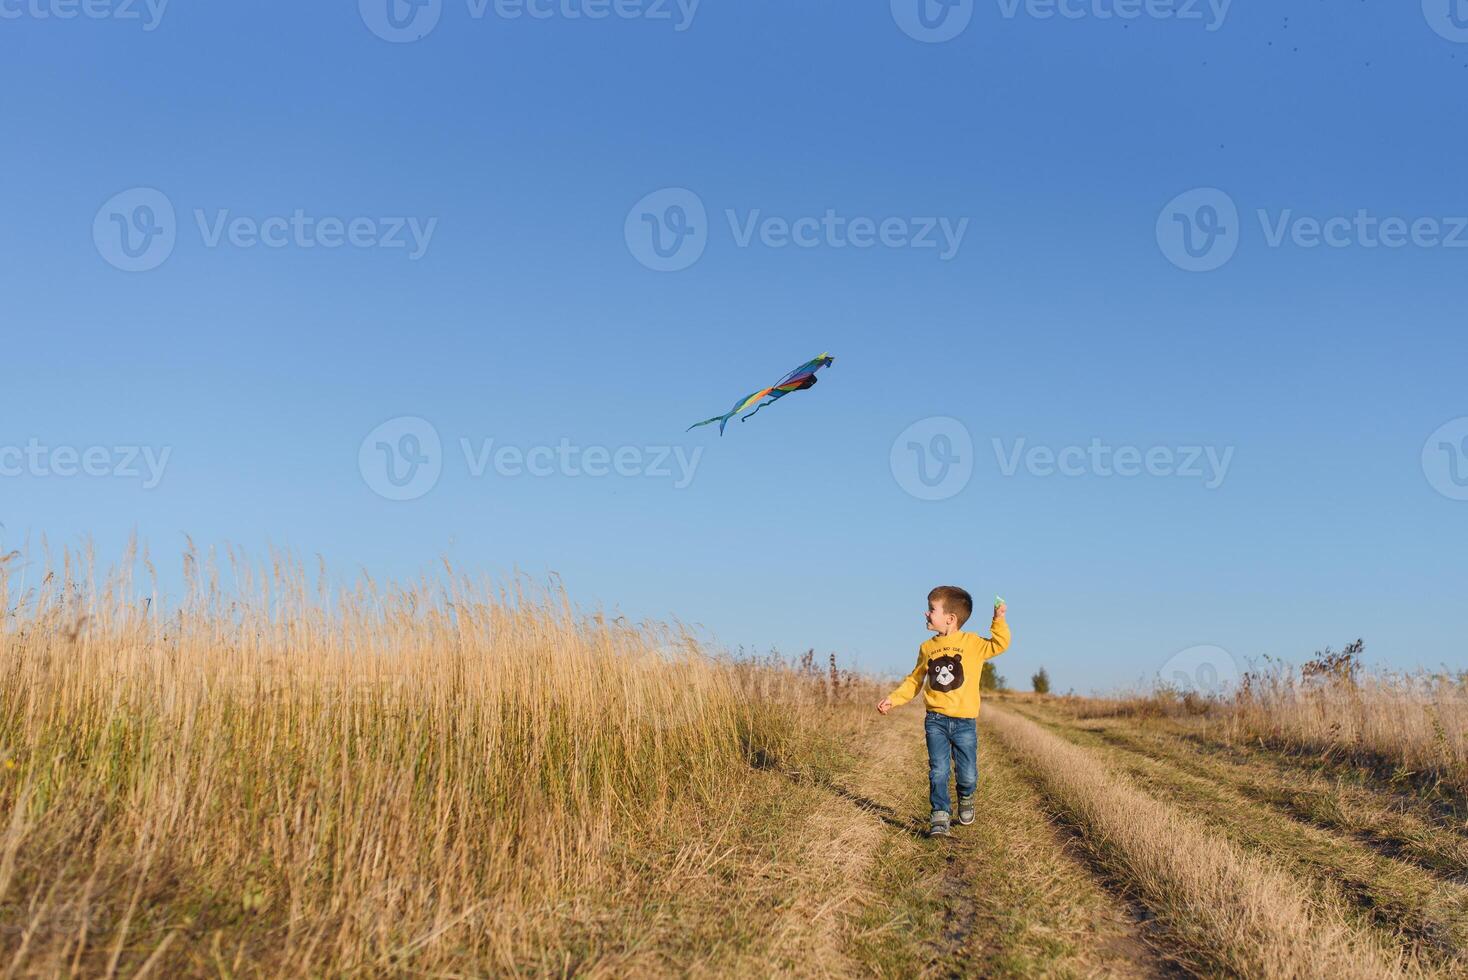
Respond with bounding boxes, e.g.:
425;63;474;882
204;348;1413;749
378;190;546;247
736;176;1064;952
980;662;998;691
1031;666;1051;695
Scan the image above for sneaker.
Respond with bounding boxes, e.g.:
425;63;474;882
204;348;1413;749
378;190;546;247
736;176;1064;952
957;794;975;826
929;810;951;837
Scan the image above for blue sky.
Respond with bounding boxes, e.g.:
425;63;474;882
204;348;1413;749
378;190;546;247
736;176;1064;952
3;1;1466;692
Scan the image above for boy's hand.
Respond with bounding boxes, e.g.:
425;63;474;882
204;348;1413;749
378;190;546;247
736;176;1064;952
994;602;1007;619
876;697;893;715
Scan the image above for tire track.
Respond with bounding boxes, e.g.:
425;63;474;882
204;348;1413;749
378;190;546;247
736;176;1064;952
847;710;1173;978
1006;705;1468;971
982;705;1418;978
1080;719;1468;882
968;732;1182;978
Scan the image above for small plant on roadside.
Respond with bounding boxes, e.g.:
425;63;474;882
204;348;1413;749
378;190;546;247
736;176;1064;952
1181;690;1211;716
1302;639;1363;689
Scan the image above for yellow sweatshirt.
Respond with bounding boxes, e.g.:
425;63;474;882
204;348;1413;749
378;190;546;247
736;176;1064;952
887;617;1011;719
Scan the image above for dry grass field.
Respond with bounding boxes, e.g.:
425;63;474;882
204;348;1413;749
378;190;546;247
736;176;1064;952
2;547;1464;977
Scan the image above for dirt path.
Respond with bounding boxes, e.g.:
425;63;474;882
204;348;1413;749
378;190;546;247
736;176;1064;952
828;709;1174;978
753;708;918;978
661;701;1463;977
1007;703;1468;974
1077;716;1468;880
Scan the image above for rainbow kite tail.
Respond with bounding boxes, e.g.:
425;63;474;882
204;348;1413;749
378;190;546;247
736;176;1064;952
686;413;733;435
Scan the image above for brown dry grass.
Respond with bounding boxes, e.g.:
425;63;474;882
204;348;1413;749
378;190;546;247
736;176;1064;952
1031;663;1468;804
0;543;881;976
7;542;1462;977
982;704;1423;979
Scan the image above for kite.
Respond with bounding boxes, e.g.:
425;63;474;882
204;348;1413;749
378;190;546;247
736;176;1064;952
687;353;835;435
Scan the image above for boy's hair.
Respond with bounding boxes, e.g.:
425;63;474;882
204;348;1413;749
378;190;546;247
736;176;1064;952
929;586;973;628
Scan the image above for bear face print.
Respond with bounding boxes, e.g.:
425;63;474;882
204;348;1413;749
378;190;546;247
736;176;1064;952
927;652;964;693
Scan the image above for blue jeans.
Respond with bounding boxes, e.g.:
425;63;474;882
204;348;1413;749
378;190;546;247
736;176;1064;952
924;712;978;814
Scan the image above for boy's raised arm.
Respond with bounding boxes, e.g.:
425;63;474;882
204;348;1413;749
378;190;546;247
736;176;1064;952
971;609;1011;660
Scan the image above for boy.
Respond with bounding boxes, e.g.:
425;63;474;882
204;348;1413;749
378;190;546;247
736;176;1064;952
877;586;1010;838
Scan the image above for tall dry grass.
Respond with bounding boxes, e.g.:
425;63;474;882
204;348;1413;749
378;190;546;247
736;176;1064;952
983;705;1422;979
0;542;875;976
1222;661;1468;798
1036;654;1468;801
